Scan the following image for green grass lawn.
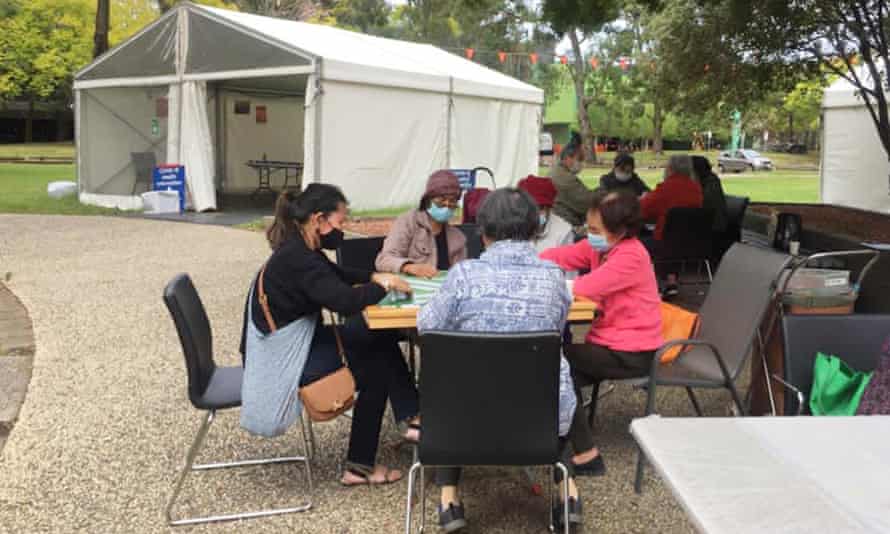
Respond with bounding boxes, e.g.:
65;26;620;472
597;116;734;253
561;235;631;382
579;168;820;204
0;163;118;215
0;142;75;159
587;149;818;170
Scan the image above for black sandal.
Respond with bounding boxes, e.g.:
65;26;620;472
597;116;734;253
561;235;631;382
340;463;402;486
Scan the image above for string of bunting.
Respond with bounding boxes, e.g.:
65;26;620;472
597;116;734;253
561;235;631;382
453;46;717;74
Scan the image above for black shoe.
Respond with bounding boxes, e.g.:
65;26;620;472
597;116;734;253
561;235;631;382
661;283;680;300
572;453;606;477
552;497;583;529
437;502;467;532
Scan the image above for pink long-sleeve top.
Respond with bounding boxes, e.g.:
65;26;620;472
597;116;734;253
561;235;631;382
541;238;663;352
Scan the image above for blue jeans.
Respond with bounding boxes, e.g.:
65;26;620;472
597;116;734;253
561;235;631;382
300;315;419;469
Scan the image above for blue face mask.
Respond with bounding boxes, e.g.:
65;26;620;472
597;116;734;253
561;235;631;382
587;232;610;251
427;203;454;223
539;213;548;228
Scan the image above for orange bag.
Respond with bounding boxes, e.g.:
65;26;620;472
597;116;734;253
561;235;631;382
659;302;700;363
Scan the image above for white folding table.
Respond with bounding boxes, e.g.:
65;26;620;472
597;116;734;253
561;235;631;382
631;416;890;533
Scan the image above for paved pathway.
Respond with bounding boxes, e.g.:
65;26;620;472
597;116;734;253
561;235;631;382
0;215;710;533
0;282;34;452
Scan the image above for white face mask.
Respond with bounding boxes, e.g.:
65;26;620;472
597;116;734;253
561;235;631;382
614;170;632;182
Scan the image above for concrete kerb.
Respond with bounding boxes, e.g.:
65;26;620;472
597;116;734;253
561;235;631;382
0;282;35;449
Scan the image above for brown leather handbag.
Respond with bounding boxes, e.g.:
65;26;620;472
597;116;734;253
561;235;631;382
257;264;356;422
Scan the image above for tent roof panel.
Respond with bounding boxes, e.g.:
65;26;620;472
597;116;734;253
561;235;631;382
78;14;177;81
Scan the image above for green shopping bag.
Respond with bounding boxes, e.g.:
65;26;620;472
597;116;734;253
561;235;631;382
809;352;873;416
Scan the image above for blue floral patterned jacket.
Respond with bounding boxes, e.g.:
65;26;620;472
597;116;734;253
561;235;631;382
417;240;577;436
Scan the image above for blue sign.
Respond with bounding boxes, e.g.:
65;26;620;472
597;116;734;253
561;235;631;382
451;169;476;191
152;164;186;212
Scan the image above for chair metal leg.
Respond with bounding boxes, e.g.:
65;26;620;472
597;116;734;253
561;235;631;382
548;466;555;532
635;380;658;494
405;462;421;534
166;410;313;526
705;260;714;282
305;412;318;459
727;382;748;416
557;463;570;534
686;387;704;416
419;466;427;534
586;382;601;430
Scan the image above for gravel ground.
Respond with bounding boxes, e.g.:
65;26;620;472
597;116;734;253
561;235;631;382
0;215;736;533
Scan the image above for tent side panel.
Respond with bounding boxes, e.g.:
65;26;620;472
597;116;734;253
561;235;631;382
317;81;448;210
221;91;305;192
79;16;178;81
822;107;890;213
78;86;169;197
449;96;539;187
186;11;311;74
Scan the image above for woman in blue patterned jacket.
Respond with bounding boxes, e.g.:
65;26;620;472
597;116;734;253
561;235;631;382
417;188;582;533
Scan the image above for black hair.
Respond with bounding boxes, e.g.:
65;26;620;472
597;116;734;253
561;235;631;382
614;152;635;169
476;187;540;243
590;189;642;238
561;131;583;161
691;155;713;181
266;183;348;250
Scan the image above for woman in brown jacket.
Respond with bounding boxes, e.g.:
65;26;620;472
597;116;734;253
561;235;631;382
375;170;468;277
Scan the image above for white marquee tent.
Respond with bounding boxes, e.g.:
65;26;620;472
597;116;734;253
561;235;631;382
822;73;890;213
74;2;544;211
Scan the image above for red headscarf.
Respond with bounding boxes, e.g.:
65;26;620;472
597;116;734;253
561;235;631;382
517;175;558;208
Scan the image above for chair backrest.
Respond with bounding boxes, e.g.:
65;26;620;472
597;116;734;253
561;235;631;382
336;236;385;273
695;243;792;378
419;331;562;466
782;314;888;415
661;207;715;260
163;274;216;409
724;195;749;228
131;151;157;192
455;223;484;260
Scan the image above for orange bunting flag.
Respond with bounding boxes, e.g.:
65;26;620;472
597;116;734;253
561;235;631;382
619;57;629;71
590;57;599;69
465;48;475;60
498;51;507;63
850;54;860;65
560;55;568;65
529;53;538;65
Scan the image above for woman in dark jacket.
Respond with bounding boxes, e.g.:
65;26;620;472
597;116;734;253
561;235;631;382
691;155;728;233
599;153;649;197
240;184;420;485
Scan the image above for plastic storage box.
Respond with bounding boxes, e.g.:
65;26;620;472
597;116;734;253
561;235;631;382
141;190;181;214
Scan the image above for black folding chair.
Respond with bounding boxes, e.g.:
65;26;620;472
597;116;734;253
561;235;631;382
714;195;749;261
335;236;385;273
455;223;484;260
778;314;888;415
631;243;792;493
163;274;313;526
405;332;570;534
655;207;716;284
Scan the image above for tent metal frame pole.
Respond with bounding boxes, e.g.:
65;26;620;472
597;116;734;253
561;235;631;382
75;90;82;193
446;77;453;168
313;59;324;183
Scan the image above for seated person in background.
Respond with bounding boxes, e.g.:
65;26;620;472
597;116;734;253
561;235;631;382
240;186;420;486
550;131;595;228
599;152;650;197
418;188;584;533
639;154;703;297
692;155;728;234
375;170;467;277
541;190;664;476
518;174;575;253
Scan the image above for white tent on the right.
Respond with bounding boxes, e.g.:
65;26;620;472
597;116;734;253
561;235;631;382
822;73;890;213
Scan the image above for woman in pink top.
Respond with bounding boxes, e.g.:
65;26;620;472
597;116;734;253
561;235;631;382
541;190;663;474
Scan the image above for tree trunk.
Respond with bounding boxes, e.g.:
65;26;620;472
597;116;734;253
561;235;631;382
567;29;597;163
652;99;664;154
788;112;794;142
93;0;110;58
22;101;34;143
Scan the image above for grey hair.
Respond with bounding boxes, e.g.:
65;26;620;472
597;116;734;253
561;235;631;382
476;187;540;243
667;154;694;178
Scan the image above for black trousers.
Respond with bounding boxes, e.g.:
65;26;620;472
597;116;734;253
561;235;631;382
564;343;655;453
300;315;419;469
435;440;574;487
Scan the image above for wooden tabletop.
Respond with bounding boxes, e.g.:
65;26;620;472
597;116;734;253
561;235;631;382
364;297;597;330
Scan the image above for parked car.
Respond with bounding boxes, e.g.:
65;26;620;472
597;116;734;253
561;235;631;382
718;149;774;173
